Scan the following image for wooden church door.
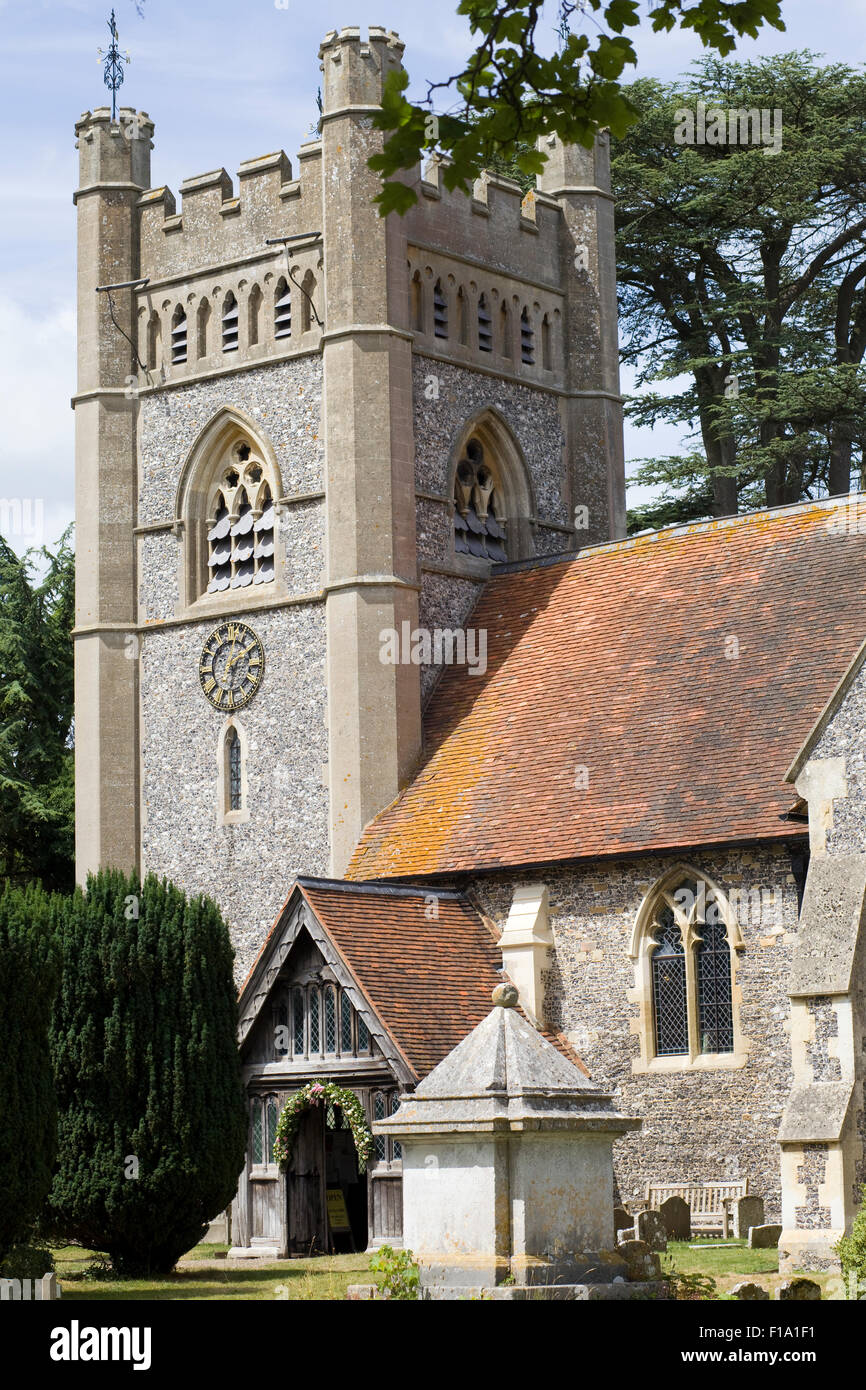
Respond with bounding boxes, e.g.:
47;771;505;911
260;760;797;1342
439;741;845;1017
286;1107;326;1254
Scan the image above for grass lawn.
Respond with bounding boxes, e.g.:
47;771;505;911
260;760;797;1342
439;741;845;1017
664;1240;844;1299
52;1245;379;1301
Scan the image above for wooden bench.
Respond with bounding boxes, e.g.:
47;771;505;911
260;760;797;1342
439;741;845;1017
646;1180;749;1238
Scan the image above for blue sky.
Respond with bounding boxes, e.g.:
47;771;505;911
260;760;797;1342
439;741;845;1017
1;0;864;555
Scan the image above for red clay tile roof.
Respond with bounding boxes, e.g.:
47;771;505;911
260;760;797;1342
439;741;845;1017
347;501;866;880
298;881;504;1079
292;880;585;1080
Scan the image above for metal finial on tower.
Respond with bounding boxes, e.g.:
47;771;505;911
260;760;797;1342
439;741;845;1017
97;9;130;121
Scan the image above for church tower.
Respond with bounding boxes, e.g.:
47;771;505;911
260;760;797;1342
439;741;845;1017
72;27;626;975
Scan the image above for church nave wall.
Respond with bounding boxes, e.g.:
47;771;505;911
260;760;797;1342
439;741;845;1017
470;843;803;1218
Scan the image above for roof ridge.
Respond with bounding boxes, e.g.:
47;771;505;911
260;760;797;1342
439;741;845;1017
297;874;467;900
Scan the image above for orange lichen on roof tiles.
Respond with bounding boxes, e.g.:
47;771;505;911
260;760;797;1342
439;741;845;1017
347;500;866;881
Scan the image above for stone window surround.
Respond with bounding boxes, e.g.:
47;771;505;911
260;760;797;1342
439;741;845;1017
628;863;749;1075
134;245;323;387
445;407;538;575
173;405;289;616
407;245;564;385
217;715;250;826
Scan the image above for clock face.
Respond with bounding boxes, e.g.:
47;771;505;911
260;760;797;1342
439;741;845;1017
199;621;264;710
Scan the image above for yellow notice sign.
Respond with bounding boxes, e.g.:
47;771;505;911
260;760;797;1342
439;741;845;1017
326;1188;351;1232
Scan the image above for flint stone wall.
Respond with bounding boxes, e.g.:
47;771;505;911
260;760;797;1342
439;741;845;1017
470;843;801;1218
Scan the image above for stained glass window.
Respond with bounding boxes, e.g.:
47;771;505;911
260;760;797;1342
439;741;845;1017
696;918;734;1053
652;907;688;1056
324;986;337;1054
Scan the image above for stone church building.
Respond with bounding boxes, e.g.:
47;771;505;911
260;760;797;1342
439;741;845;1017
73;26;866;1269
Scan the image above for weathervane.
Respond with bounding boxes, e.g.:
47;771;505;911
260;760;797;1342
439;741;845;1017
97;10;131;121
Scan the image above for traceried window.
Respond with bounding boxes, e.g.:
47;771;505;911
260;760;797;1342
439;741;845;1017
206;439;276;594
641;875;738;1066
453;438;507;562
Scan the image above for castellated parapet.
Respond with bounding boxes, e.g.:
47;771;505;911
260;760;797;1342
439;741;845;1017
73;25;626;960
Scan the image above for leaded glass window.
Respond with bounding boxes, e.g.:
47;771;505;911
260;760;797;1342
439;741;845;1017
324;986;337;1054
373;1091;387;1163
357;1015;369;1052
292;987;305;1056
391;1093;402;1161
696;918;734;1053
651;907;688;1057
251;1098;264;1166
227;727;241;811
309;988;320;1053
340;992;353;1053
274;1003;289;1058
266;1096;278;1164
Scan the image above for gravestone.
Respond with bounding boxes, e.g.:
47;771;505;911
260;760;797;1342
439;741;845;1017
635;1208;667;1252
660;1195;691;1241
614;1206;632;1237
615;1240;661;1282
734;1195;765;1239
731;1281;770;1301
748;1223;782;1249
777;1278;821;1301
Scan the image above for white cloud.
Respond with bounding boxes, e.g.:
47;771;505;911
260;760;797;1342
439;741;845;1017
0;293;75;555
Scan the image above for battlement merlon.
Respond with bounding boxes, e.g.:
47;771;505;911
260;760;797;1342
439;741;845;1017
74;107;153;195
137;144;322;284
319;25;405;116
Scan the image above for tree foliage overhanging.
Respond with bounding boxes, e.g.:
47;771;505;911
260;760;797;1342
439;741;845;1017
369;0;786;215
613;53;866;530
0;533;75;889
46;869;247;1275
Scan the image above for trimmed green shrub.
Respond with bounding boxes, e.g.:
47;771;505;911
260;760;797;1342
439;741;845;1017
0;882;58;1261
836;1185;866;1299
46;869;246;1274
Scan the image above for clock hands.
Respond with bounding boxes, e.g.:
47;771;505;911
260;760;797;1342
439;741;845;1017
226;642;257;671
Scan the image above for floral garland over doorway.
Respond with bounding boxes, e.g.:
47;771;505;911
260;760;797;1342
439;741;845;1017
272;1080;374;1173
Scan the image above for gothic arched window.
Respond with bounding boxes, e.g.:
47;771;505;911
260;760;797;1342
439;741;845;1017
203;437;276;595
632;871;744;1071
453;438;508;563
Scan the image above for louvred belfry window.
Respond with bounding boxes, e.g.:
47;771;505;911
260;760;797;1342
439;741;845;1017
222;293;239;352
274;280;292;339
453;439;507;563
171;306;187;364
206;440;276;594
477;293;493;352
433;279;448;338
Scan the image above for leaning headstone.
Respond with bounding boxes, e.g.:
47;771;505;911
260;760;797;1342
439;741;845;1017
616;1240;661;1282
748;1224;782;1249
660;1195;691;1241
731;1281;769;1301
777;1278;821;1301
615;1226;636;1245
734;1195;765;1239
635;1208;668;1252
